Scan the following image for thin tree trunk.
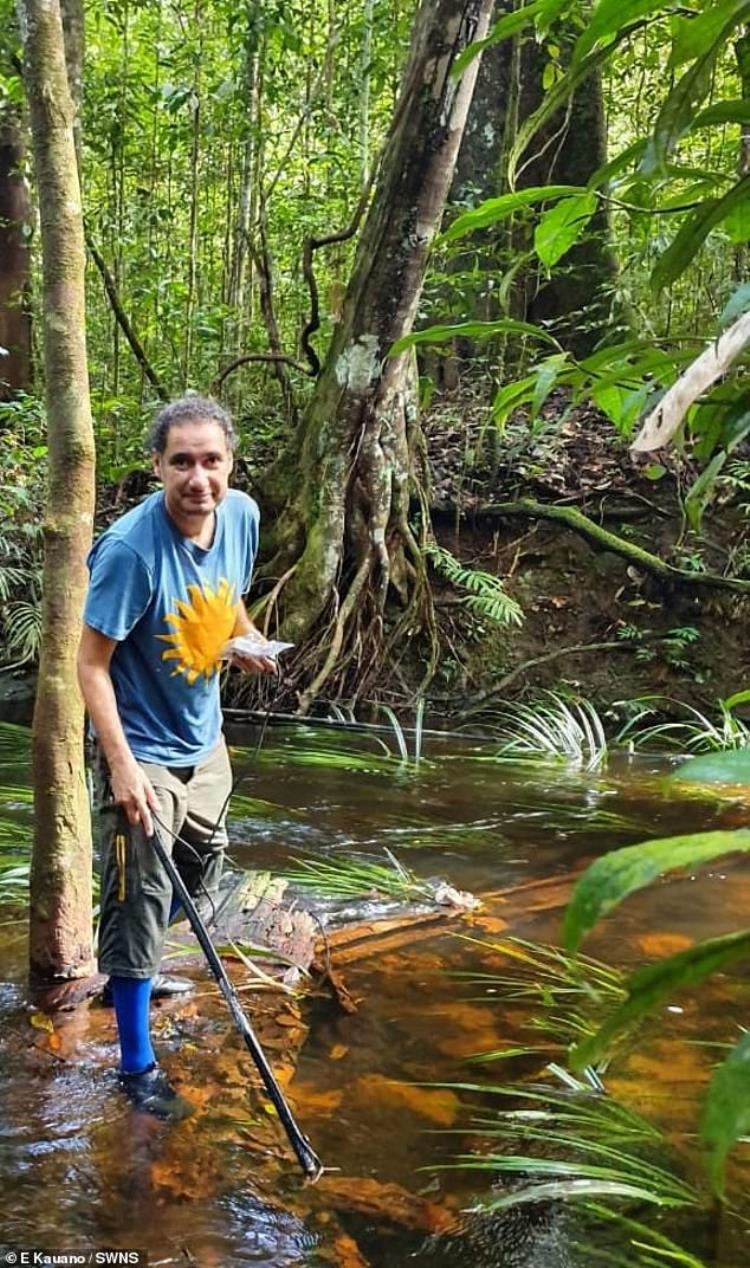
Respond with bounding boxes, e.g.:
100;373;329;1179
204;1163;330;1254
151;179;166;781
228;2;261;338
183;24;202;386
21;0;96;983
269;0;495;703
0;105;32;397
359;0;374;190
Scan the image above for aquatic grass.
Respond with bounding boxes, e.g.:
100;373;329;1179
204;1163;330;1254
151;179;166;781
619;695;750;753
439;1078;699;1213
280;851;433;903
485;692;609;770
453;937;626;1058
229;790;301;821
247;742;409;775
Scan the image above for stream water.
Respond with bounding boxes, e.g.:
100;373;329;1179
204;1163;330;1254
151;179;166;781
1;724;749;1267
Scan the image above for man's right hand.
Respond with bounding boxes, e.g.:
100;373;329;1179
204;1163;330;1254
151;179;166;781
110;759;159;836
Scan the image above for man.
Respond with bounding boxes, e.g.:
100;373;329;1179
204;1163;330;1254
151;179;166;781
78;395;275;1119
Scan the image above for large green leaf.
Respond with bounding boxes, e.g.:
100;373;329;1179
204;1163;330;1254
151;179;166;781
669;750;750;787
390;320;558;357
642;43;723;175
724;199;750;245
572;0;672;67
571;928;750;1069
702;1031;750;1196
452;1;547;77
563;830;750;952
684;451;727;533
534;191;598;268
669;0;750;69
691;99;750;130
442;186;584;244
588;138;648;190
651;176;750;291
719;282;750;329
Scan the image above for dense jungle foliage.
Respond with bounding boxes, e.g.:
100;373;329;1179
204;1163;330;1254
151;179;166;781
2;0;750;702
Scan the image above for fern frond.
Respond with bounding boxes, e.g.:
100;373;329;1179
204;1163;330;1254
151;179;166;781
425;544;524;628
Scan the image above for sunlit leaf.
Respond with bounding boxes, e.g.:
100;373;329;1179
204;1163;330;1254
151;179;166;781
442;186;584;244
719;282;750;329
572;0;673;66
563;831;750;952
391;319;558;357
702;1031;750;1196
669;0;750;69
571;928;750;1069
534;192;598;268
691;98;750;130
670;750;750;787
651;176;750;291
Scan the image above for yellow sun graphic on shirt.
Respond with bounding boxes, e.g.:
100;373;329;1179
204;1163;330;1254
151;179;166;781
157;577;238;685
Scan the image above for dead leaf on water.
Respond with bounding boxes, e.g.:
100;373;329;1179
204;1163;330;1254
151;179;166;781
30;1012;54;1033
329;1044;349;1061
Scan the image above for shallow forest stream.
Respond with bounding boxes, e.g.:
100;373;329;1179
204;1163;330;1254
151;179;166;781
1;725;749;1267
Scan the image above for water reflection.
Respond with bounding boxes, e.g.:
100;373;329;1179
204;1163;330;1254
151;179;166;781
0;726;747;1265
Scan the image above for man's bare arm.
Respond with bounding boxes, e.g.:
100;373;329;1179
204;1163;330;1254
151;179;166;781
77;626;158;833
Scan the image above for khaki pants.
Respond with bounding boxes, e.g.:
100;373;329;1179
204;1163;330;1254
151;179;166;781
96;739;232;979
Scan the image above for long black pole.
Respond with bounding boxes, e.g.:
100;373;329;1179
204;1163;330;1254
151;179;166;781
148;827;323;1181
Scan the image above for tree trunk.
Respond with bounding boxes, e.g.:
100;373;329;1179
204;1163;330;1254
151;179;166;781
268;0;495;708
21;0;96;983
518;42;617;354
0;105;32;397
448;19;619;358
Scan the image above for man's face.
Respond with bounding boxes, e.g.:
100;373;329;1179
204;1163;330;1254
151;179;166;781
153;419;234;527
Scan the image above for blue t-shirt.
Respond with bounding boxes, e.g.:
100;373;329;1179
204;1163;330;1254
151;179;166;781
84;488;259;766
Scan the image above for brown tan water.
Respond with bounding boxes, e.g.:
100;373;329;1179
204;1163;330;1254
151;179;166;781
1;726;749;1267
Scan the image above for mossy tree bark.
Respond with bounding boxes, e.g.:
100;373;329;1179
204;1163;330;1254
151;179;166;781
268;0;495;710
448;17;619;358
21;0;96;982
0;103;32;397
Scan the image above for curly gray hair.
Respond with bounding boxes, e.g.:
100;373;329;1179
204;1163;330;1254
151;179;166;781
147;394;237;454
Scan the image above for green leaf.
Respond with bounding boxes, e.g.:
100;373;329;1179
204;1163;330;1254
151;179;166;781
724;689;750;711
530;353;572;417
669;0;750;69
588;138;648;191
443;186;585;244
534;192;598;269
670;750;750;787
684;451;727;533
572;0;672;67
491;374;537;431
572;929;750;1070
642;46;722;175
702;1032;750;1196
651;176;750;291
724;199;750;245
452;1;546;77
644;464;667;481
563;830;750;952
390;320;558;357
691;98;750;130
719;282;750;329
